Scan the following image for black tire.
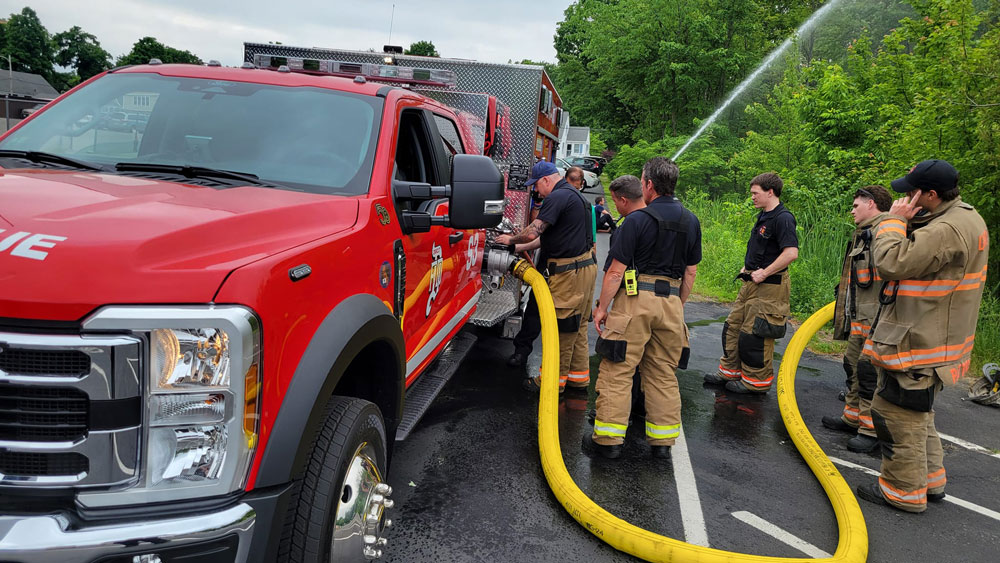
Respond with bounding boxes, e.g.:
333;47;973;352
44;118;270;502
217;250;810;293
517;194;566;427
279;396;388;562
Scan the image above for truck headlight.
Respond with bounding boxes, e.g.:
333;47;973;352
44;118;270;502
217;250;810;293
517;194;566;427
77;306;261;508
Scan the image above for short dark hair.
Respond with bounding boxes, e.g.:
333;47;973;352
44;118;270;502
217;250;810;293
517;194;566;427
854;185;892;212
936;185;960;201
751;172;783;197
609;175;642;200
566;166;584;185
594;196;604;205
642;157;679;196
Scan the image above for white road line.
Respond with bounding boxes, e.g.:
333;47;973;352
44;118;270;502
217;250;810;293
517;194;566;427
942;495;1000;521
938;432;1000;460
731;511;832;558
828;456;1000;523
672;428;710;546
828;456;878;477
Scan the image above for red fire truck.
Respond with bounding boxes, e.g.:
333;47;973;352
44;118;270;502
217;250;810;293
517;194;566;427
0;50;548;562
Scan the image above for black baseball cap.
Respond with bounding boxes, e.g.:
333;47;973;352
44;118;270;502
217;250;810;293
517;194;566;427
890;159;958;194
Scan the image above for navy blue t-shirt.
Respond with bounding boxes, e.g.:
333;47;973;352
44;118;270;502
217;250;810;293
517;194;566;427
607;196;701;278
744;202;798;271
537;179;592;260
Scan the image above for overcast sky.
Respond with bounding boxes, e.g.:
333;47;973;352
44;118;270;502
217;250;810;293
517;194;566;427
9;0;567;66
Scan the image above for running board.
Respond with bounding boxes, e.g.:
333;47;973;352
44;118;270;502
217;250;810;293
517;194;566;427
396;330;478;441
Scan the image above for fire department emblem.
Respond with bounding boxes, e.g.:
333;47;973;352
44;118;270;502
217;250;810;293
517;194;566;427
379;261;391;288
376;204;391;226
426;244;443;317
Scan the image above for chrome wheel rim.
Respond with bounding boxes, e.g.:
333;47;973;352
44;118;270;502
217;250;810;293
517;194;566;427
330;441;393;561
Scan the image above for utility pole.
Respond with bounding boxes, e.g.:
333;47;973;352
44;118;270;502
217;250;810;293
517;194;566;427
388;4;395;45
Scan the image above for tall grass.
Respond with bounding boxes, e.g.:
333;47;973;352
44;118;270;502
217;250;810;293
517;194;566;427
972;291;1000;375
680;186;851;314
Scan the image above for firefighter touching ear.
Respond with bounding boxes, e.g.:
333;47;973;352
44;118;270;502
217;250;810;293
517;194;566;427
855;160;989;513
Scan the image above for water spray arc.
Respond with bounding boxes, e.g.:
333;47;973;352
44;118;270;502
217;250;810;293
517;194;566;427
671;0;844;161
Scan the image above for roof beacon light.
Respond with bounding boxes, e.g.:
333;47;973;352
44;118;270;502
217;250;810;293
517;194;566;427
253;54;457;89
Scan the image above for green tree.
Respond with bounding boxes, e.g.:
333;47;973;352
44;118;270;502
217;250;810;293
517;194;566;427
54;26;112;82
404;40;439;57
1;7;56;85
117;37;202;66
589;131;607;156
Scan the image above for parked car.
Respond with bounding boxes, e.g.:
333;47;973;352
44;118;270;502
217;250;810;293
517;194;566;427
555;157;600;190
567;155;604;177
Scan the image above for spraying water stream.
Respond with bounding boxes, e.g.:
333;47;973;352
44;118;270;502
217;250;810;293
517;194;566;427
671;0;845;161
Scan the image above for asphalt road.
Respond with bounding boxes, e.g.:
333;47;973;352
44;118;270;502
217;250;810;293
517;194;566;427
382;231;1000;562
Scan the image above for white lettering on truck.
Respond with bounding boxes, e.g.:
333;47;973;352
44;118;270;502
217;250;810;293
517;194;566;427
0;229;67;261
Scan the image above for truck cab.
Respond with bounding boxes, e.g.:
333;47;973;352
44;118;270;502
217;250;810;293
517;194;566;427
0;61;503;563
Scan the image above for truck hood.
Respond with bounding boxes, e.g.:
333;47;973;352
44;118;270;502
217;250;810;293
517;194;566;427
0;170;359;321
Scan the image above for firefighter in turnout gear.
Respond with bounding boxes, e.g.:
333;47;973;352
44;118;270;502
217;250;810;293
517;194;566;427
496;160;597;393
586;157;702;459
824;185;892;453
705;173;798;393
856;159;989;513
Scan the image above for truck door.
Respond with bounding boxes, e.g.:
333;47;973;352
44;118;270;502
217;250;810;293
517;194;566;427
429;112;483;313
392;107;473;385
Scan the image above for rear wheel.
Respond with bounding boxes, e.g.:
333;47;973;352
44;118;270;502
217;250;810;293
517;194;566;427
280;396;393;562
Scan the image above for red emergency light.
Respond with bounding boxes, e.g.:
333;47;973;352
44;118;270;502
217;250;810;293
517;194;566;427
252;54;457;89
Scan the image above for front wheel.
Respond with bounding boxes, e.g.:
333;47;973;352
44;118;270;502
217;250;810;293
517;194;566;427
280;396;393;562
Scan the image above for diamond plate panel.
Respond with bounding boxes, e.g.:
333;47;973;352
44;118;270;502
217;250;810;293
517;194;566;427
244;43;545;325
468;285;520;327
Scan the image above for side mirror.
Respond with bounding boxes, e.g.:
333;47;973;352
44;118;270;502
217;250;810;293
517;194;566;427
449;154;504;229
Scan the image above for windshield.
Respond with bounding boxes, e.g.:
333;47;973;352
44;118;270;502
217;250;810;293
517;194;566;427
0;73;382;195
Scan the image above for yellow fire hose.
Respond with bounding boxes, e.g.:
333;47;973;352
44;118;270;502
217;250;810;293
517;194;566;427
512;259;866;562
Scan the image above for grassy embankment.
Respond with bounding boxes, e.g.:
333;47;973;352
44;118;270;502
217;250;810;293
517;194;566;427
601;177;999;373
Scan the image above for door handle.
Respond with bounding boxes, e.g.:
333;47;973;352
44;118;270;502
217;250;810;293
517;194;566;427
449;232;465;245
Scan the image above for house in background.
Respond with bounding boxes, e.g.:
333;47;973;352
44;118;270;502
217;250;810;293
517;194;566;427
560;125;590;159
0;70;59;121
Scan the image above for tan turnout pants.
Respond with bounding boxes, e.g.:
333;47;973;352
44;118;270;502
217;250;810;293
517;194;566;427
842;335;877;437
593;275;688;446
547;252;597;389
870;368;945;513
718;273;790;391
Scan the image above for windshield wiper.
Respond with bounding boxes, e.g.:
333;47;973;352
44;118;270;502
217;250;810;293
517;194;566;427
0;150;105;171
114;162;294;190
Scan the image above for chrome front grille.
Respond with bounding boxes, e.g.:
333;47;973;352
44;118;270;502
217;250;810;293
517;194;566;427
0;347;91;376
0;332;141;488
0;384;89;442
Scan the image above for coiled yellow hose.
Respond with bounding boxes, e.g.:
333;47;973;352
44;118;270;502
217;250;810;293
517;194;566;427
514;259;865;563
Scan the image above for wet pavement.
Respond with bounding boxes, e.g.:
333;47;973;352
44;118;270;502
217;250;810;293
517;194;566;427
383;232;1000;562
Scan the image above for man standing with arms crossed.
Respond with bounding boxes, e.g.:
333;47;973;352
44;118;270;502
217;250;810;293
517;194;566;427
705;173;798;393
823;185;892;453
496;161;597;393
587;157;701;459
857;159;988;513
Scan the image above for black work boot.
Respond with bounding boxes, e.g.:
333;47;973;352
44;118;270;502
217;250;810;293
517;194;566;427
846;434;880;453
703;372;733;385
581;435;621;459
507;351;527;368
857;482;923;514
856;482;889;507
650;445;671;460
822;415;856;433
928;492;946;503
725;380;766;394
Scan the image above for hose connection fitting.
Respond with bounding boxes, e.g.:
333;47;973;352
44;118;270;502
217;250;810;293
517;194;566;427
482;245;519;289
